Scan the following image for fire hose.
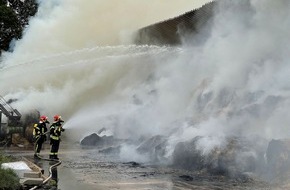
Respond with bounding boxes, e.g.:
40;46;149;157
29;157;62;190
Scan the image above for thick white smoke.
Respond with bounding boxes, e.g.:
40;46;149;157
1;0;290;165
0;0;209;138
1;0;208;66
178;0;290;158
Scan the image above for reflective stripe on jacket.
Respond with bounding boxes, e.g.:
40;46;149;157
50;121;63;141
33;122;47;137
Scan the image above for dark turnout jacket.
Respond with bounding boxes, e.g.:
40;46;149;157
50;121;65;141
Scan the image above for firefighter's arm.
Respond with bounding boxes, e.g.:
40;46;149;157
60;126;65;132
55;126;63;135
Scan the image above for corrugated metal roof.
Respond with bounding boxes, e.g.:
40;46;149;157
135;1;216;46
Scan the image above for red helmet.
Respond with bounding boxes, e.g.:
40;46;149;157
40;115;48;121
54;115;61;121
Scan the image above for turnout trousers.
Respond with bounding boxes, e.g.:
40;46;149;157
34;135;45;156
50;139;60;159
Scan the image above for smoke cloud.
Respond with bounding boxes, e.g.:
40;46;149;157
1;0;208;66
1;0;290;169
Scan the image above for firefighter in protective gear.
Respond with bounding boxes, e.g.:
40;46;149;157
49;115;65;160
33;115;49;158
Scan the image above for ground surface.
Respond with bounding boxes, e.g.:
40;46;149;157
2;141;288;190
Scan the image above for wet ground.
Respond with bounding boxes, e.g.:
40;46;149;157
2;142;288;190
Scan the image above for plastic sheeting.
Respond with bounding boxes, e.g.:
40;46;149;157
1;161;32;178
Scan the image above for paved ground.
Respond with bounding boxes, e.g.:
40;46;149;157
3;141;287;190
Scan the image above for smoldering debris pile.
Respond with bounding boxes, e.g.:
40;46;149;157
80;129;124;154
265;139;290;181
80;131;290;182
136;135;168;162
172;136;267;177
80;133;114;147
80;134;121;155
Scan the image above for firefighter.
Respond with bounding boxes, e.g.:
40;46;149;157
33;115;49;159
49;115;65;160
